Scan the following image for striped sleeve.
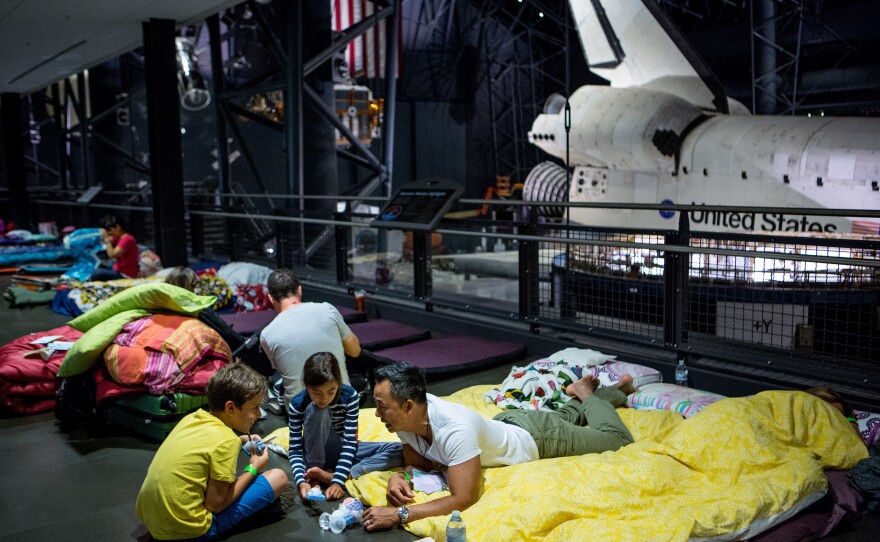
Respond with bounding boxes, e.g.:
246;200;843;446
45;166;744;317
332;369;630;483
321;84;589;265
331;387;361;487
288;393;308;487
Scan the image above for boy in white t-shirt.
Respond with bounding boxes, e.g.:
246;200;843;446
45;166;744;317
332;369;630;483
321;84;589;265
361;362;635;531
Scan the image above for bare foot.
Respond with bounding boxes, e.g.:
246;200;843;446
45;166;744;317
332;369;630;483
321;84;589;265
566;375;599;401
305;466;334;485
614;374;635;396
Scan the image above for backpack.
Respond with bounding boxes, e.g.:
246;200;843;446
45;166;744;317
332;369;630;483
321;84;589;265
54;373;98;425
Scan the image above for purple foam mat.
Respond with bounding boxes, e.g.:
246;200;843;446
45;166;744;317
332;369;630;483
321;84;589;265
750;470;865;541
336;305;368;324
372;335;527;375
219;305;366;335
219;309;277;335
349;320;430;351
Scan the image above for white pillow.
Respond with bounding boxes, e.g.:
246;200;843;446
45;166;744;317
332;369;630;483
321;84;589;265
217;261;273;289
548;347;616;366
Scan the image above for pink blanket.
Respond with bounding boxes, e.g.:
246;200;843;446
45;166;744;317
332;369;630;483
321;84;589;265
95;315;230;403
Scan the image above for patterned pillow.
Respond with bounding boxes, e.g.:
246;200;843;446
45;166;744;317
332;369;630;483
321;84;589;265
484;358;663;412
853;410;880;446
626;383;727;418
598;360;663;389
234;283;273;312
195;275;234;311
137;248;163;277
523;358;662;389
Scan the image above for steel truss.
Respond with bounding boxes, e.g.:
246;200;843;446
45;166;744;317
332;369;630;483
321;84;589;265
407;0;572;184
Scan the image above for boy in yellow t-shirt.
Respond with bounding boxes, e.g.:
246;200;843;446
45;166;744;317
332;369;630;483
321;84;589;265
136;363;289;540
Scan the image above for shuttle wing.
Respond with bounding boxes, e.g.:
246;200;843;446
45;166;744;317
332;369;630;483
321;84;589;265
572;0;729;113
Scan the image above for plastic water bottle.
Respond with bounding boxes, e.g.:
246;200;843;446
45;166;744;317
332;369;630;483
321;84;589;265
319;510;357;533
305;486;325;501
675;359;689;387
446;510;466;542
340;497;364;522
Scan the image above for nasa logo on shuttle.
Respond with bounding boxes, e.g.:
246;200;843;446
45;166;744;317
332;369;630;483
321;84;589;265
659;199;676;219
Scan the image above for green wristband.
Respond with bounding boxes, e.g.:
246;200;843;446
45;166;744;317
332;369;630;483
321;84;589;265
244;464;259;477
403;471;411;482
846;417;856;423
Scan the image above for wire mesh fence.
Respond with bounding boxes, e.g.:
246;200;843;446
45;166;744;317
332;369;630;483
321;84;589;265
537;226;667;341
685;233;880;375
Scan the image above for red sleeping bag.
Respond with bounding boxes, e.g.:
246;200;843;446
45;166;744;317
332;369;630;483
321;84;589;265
0;325;84;415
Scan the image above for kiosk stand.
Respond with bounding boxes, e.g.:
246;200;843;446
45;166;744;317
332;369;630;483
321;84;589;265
371;179;463;301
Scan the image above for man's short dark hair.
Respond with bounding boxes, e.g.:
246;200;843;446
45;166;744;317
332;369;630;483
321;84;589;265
100;214;126;231
205;363;267;411
267;268;301;301
375;362;427;405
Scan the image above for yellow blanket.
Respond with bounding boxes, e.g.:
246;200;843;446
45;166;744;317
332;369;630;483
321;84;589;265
346;385;867;542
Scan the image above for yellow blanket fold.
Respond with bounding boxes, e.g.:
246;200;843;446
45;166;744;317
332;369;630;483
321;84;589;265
347;386;867;542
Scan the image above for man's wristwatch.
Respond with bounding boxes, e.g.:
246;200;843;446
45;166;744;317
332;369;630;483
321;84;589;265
397;505;410;524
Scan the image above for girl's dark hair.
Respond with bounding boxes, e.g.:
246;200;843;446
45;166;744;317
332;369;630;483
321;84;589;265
100;214;126;231
302;352;342;391
805;386;854;417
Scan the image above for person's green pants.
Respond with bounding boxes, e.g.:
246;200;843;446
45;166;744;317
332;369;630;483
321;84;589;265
492;387;634;459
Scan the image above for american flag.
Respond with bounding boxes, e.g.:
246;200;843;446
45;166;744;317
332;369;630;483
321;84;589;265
332;0;401;79
851;220;880;236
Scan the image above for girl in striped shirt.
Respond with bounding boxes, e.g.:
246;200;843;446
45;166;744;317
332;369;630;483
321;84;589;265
289;352;403;500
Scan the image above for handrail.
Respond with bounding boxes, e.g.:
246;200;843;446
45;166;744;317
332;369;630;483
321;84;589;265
187;208;880;268
29;199;151;212
21;187;880;219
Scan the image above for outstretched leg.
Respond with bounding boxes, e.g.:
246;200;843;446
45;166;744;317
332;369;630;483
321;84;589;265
555;374;632;424
350;441;405;479
494;374;635;459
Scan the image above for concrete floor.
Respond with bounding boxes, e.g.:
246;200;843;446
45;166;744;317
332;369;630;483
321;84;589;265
0;274;877;541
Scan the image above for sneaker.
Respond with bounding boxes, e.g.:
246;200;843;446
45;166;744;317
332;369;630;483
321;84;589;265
262;376;285;416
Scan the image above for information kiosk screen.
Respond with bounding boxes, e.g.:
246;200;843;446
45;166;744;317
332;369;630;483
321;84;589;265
371;180;463;231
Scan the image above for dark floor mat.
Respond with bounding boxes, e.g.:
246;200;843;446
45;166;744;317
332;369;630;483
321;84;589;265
220;306;367;336
219;309;277;335
335;305;368;324
349;319;430;351
372;335;526;375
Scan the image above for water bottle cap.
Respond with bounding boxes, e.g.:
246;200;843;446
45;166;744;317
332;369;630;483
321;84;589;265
318;512;332;531
451;510;462;519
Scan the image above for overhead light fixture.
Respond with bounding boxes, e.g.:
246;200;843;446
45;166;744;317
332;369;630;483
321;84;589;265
175;37;211;111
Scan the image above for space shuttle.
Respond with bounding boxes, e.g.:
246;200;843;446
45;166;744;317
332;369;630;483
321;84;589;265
527;0;880;236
